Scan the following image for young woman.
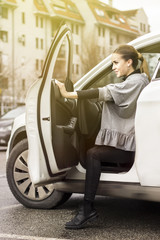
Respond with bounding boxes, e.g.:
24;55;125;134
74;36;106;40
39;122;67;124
55;45;150;229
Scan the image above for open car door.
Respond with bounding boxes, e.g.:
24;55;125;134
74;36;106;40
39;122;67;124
26;24;79;185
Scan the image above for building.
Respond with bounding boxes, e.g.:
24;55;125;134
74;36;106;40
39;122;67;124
0;0;150;114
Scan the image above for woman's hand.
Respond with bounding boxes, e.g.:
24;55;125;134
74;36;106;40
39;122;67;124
55;79;78;99
55;80;67;98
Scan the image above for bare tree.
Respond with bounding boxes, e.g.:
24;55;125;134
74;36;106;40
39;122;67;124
80;35;107;76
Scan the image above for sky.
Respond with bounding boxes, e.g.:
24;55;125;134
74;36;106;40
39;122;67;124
102;0;160;32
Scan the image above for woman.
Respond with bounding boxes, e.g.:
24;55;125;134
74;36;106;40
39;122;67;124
55;45;150;229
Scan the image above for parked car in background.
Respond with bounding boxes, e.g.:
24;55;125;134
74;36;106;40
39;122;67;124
0;105;25;146
6;25;160;209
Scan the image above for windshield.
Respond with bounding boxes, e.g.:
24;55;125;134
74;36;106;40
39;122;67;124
1;106;25;119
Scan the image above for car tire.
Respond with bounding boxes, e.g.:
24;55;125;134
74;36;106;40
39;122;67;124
6;139;72;209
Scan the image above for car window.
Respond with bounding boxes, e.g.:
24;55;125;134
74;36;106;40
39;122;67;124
142;53;160;78
89;69;123;89
88;43;160;89
1;106;25;119
52;36;69;82
156;64;160;78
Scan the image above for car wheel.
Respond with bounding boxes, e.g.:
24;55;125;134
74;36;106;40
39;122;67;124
6;139;72;209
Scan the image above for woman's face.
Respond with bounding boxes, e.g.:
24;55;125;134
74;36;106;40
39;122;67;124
111;53;133;78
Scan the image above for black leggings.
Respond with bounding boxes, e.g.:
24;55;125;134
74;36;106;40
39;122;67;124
84;145;135;202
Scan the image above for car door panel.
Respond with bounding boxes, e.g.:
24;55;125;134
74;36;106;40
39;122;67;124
50;81;79;170
26;25;79;185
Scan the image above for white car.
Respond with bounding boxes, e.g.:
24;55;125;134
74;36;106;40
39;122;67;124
6;25;160;209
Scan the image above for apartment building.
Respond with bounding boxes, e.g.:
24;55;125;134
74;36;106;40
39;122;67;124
0;0;150;113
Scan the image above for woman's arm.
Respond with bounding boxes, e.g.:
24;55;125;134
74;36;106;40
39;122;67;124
55;80;78;99
55;79;99;99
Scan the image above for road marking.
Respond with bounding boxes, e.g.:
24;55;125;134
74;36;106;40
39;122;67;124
0;233;70;240
0;204;21;211
0;174;6;178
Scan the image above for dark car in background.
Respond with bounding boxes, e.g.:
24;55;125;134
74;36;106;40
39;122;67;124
0;105;25;146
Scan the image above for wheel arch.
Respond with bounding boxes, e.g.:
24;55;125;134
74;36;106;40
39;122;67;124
9;126;27;154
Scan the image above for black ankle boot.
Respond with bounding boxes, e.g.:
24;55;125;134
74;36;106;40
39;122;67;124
65;200;98;229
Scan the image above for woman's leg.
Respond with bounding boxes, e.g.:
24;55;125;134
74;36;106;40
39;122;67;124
65;145;134;229
84;145;134;206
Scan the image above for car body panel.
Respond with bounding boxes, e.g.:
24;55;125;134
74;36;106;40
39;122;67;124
135;71;160;186
26;24;79;185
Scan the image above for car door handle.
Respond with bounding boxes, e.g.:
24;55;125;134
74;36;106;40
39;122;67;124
42;117;50;121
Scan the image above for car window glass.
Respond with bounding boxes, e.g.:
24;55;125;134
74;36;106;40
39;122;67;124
88;70;123;89
156;65;160;78
142;53;160;78
1;106;25;119
88;49;160;89
52;36;69;83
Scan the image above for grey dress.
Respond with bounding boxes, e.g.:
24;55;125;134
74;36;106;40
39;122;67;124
96;72;149;151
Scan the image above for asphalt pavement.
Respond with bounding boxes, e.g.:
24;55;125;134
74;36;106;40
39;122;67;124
1;148;160;240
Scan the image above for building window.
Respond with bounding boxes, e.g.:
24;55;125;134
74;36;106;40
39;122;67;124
36;16;38;27
36;59;39;70
0;31;8;42
18;34;25;46
140;23;146;32
0;53;2;73
1;7;8;19
21;57;25;66
148;25;150;32
40;17;43;28
35;16;44;28
98;26;101;37
22;34;25;46
116;34;120;43
76;45;79;55
36;38;39;48
76;64;79;74
40;39;43;49
76;24;79;35
102;28;105;37
102;47;105;55
22;79;25;91
143;24;146;32
41;60;44;70
0;77;8;89
98;27;105;37
71;24;79;35
110;37;113;45
97;46;101;55
2;54;8;66
71;24;74;33
22;12;25;24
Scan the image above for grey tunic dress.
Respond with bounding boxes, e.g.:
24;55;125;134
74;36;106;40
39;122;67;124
96;73;149;151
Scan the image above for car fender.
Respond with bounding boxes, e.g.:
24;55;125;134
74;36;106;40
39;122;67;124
135;80;160;186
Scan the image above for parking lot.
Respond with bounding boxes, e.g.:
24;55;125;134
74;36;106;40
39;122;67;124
1;148;160;240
